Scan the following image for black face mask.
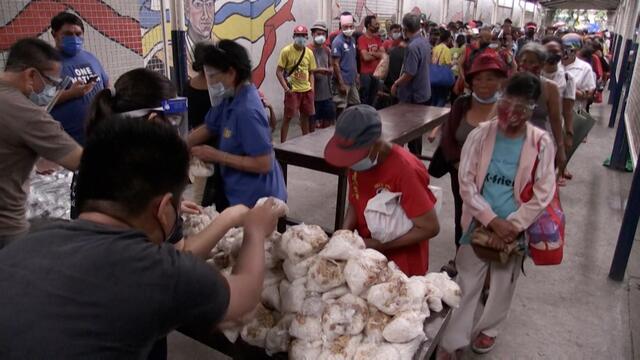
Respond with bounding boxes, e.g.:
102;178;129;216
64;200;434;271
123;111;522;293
546;53;562;64
165;202;183;244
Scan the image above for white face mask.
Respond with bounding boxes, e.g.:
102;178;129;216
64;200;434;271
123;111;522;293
350;153;378;171
391;32;402;40
314;35;326;45
208;82;232;107
342;29;355;37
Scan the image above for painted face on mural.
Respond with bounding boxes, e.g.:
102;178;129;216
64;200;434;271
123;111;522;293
187;0;215;39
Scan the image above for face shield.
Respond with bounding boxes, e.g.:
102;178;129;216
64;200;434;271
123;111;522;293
43;76;72;113
116;97;189;138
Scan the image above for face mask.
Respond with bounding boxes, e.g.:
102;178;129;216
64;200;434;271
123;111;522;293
546;53;562;64
350;153;378;172
343;29;355;37
29;73;58;107
208;82;232;107
314;35;326;45
488;43;499;49
391;32;402;40
61;35;83;56
163;202;183;244
370;26;380;33
472;91;500;104
294;36;307;47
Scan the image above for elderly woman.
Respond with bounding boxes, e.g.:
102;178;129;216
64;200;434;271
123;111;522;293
188;40;287;208
438;73;557;358
437;51;508;274
517;42;567;173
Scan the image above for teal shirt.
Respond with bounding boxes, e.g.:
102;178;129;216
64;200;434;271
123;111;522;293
460;131;524;245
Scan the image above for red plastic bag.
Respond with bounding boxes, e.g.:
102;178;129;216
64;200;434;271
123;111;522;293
526;190;565;265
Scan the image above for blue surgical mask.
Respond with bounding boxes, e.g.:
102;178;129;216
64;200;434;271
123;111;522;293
350;154;378;172
61;35;83;56
294;36;307;47
472;91;500;105
208;82;232;107
29;72;58;107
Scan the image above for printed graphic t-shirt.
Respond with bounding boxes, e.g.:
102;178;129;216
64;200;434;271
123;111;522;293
357;34;384;74
277;44;317;93
348;145;437;276
50;50;108;145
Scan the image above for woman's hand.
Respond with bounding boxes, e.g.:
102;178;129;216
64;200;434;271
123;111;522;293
364;238;382;250
192;145;224;164
488;218;519;243
180;201;203;215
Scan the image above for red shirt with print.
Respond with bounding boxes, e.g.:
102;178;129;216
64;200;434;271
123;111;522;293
357;34;384;74
348;145;437;276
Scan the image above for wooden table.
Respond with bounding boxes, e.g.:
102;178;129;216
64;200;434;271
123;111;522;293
274;103;450;231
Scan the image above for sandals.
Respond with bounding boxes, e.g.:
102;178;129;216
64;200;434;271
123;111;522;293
471;333;497;354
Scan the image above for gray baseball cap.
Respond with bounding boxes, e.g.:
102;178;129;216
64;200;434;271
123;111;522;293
324;105;382;167
311;20;328;33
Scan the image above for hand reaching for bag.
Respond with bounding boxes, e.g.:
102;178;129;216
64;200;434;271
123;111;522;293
488;218;519;244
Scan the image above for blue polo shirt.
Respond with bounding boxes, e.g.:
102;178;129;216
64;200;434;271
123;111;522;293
204;83;287;207
397;33;431;104
331;33;358;86
50;50;108;145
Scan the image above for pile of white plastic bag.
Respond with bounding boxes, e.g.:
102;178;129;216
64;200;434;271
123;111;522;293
182;213;462;360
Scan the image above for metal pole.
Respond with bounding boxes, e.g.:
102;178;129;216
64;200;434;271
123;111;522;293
170;0;188;96
160;0;171;79
510;0;515;20
609;39;633;128
609;164;640;281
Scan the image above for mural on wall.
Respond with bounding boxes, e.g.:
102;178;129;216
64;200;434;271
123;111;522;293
0;0;142;55
140;0;296;87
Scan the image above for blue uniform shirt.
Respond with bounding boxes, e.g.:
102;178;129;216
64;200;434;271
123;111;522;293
397;33;431;104
204;84;287;207
50;50;108;145
331;33;358;86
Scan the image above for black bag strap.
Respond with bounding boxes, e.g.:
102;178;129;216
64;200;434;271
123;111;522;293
287;47;306;75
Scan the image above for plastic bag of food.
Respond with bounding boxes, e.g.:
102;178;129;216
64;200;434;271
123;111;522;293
256;196;290;217
265;314;294;355
344;249;388;296
391;333;426;360
319;335;362;360
318;230;366;260
283;255;316;282
367;278;412;315
354;342;400;360
280;278;307;313
322;294;369;340
290;339;322;360
321;285;350;302
382;310;427;343
364;306;392;343
216;227;243;258
280;224;329;263
289;295;324;341
240;304;276;348
364;191;413;243
306;257;346;293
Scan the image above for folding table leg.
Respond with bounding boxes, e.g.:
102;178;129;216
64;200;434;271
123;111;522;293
278;160;288;233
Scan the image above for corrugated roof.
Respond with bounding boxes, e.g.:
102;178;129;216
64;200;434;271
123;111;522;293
539;0;620;10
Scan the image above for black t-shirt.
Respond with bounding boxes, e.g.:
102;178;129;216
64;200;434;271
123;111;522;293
385;46;407;90
184;82;211;130
0;220;230;359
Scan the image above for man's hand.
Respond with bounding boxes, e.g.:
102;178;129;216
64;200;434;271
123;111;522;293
180;201;203;215
219;204;250;228
391;82;398;96
488;218;519;243
339;83;349;95
243;199;286;239
191;145;224;164
68;80;96;99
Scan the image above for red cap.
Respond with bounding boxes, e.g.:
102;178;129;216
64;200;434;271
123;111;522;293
293;25;308;35
525;22;537;30
467;52;508;79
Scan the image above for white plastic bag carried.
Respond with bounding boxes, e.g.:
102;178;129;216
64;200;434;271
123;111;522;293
364;191;413;244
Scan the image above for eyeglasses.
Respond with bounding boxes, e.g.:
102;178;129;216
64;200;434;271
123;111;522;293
497;97;536;114
36;70;63;88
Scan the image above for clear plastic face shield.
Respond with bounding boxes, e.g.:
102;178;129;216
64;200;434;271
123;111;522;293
204;65;232;107
37;74;72;112
116;97;189;138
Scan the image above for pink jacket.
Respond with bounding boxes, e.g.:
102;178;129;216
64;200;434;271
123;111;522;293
458;119;557;232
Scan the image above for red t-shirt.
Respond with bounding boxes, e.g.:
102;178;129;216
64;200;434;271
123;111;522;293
382;39;395;50
357;34;384;74
348;145;437;276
